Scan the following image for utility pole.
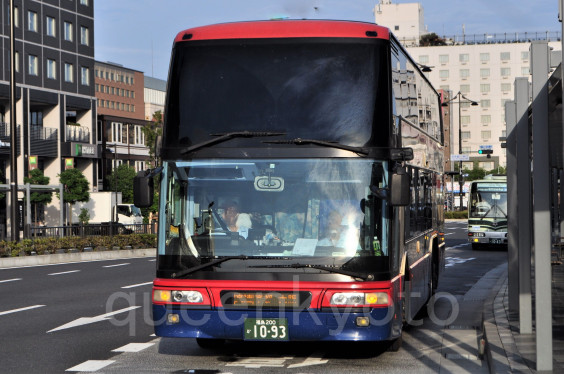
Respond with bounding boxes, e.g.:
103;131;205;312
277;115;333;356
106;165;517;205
9;0;18;242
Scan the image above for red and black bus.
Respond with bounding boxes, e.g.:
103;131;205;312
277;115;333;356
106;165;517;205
135;20;445;350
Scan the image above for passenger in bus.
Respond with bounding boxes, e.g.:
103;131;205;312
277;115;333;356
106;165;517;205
222;201;252;238
318;211;344;247
318;210;362;255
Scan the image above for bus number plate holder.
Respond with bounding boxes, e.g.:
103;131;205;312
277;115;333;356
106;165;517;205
489;238;502;244
244;318;288;341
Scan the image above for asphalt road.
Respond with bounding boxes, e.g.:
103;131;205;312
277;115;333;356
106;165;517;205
0;220;508;373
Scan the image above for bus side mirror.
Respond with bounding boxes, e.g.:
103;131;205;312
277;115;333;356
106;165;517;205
134;171;154;208
390;168;410;206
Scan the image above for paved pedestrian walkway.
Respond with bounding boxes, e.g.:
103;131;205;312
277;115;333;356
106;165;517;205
484;259;564;372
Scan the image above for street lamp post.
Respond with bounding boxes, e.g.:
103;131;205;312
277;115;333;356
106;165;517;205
442;92;478;210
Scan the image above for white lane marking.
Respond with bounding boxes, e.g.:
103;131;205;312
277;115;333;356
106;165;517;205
66;360;115;372
287;355;328;368
445;256;476;267
0;304;45;316
0;278;22;283
48;306;141;333
226;357;293;368
111;342;155;353
148;259;156;262
0;256;152;270
444;232;455;236
48;270;80;276
121;281;153;289
103;263;130;268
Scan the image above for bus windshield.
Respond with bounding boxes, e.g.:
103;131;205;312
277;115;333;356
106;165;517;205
158;158;392;279
469;182;508;219
164;39;389;150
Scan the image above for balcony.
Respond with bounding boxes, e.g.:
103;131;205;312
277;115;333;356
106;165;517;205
65;124;90;143
30;125;58;157
0;123;21;156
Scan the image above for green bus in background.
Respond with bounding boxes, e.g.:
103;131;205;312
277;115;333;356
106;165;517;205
467;175;508;250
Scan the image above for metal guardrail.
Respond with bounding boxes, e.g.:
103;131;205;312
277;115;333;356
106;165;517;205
29;223;157;238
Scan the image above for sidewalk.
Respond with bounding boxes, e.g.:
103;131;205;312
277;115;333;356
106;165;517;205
0;247;155;268
483;261;564;373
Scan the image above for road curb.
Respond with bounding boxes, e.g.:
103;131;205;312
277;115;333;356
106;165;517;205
0;248;155;268
481;262;511;373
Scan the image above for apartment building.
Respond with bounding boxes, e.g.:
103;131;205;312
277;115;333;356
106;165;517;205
144;75;165;121
94;61;148;191
375;0;561;171
0;0;96;229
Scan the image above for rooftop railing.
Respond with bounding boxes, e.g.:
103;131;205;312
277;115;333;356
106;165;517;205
403;31;561;47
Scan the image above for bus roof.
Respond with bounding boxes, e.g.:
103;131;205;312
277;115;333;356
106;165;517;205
174;20;390;43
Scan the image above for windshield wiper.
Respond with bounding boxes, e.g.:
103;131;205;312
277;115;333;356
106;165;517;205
181;131;286;154
249;263;374;281
263;138;369;156
171;255;248;278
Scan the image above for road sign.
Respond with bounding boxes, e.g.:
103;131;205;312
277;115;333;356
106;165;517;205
479;144;493;150
451;154;470;161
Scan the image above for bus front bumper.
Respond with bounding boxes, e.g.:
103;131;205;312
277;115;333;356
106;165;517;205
153;305;400;342
468;231;507;245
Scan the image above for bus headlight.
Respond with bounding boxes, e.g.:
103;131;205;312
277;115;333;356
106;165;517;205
328;291;389;307
153;288;207;304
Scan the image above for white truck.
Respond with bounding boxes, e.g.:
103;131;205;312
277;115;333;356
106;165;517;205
75;191;143;225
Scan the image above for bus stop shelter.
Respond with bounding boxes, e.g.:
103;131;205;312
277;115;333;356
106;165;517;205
505;39;563;372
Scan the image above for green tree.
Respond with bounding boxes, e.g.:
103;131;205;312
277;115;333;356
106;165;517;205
58;168;90;225
466;167;486;181
420;33;447;46
24;169;53;225
107;164;136;203
142;110;163;168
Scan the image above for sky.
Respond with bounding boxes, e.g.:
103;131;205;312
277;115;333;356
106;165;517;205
94;0;562;81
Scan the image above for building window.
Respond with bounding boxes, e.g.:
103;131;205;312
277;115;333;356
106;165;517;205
28;55;38;76
460;101;471;109
111;122;124;143
481;115;491;125
460;84;470;94
80;0;89;5
481;130;491;140
461;116;471;125
46;59;56;79
134;161;146;173
461;131;471;139
462;147;472;154
500;67;511;77
27;11;37;32
394;25;399;31
64;21;73;41
15;51;20;72
500;52;511;61
80;26;89;46
480;68;490;78
501;83;512;92
459;69;470;79
46;16;56;37
81;66;89;86
521;67;530;76
9;6;20;28
480;83;490;93
419;55;429;64
439;54;449;64
480;99;491;108
459;53;469;63
439;70;449;79
64;63;74;82
521;51;529;61
480;53;490;62
134;125;145;145
480;162;494;169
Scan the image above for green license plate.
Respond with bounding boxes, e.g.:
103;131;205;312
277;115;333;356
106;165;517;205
244;318;288;341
